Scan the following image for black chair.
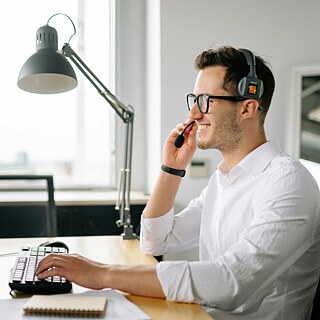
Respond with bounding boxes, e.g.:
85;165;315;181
311;279;320;320
0;175;57;237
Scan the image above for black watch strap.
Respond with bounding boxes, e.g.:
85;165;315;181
161;164;186;177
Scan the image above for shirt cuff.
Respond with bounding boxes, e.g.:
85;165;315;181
156;261;195;303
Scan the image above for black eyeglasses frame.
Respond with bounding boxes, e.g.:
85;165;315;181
186;93;248;114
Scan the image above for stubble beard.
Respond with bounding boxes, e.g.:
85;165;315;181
197;109;243;153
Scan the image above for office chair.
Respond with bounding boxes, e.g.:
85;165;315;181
0;175;57;237
311;279;320;320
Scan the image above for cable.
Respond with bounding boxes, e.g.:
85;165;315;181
47;13;77;43
0;252;18;257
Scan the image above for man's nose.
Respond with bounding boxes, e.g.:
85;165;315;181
188;102;203;121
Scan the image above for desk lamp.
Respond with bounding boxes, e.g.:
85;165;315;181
17;13;136;239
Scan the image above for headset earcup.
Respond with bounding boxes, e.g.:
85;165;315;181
238;48;264;99
237;76;264;99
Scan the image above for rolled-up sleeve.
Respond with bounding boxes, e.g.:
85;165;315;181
156;261;195;303
140;194;203;256
140;209;174;256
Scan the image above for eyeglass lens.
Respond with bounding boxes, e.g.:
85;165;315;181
187;94;207;113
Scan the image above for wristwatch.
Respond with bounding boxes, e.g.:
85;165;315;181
161;164;186;177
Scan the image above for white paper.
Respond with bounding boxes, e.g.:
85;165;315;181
0;289;150;320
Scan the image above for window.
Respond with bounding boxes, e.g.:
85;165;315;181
288;64;320;187
0;0;115;188
300;75;320;164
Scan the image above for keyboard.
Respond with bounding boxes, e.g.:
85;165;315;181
9;246;72;295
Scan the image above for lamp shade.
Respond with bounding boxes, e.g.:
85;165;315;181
17;25;78;94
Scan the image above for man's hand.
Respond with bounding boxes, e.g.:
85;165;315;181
36;253;108;290
162;120;198;169
36;253;165;298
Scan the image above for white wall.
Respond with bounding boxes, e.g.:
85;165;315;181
118;0;320;208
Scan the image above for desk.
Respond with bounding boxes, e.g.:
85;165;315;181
0;236;211;320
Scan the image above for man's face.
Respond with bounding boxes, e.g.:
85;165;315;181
190;66;243;152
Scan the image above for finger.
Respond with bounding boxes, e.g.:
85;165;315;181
36;254;68;274
173;123;184;135
179;124;197;150
37;267;65;279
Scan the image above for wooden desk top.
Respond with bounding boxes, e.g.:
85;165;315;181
0;236;211;320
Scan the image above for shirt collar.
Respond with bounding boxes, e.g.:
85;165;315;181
218;141;282;177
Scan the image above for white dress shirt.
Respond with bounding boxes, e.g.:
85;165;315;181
140;141;320;320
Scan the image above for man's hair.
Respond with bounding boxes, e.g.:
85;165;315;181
194;46;275;124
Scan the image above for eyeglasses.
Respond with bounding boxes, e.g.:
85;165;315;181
186;93;248;114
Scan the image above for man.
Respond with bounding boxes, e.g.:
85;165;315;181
37;46;320;319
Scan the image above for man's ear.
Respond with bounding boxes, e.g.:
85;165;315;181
239;99;260;119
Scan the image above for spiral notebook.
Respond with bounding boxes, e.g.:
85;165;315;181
23;294;108;317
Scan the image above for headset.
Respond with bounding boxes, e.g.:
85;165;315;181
237;48;264;100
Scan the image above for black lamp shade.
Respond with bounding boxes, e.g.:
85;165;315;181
17;25;78;94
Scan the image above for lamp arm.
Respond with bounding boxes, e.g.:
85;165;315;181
61;43;134;123
61;43;136;239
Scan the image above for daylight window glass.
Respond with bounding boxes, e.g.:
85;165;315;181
0;0;115;188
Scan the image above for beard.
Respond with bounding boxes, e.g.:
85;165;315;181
197;108;243;152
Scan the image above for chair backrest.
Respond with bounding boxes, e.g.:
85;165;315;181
311;279;320;320
0;175;57;237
